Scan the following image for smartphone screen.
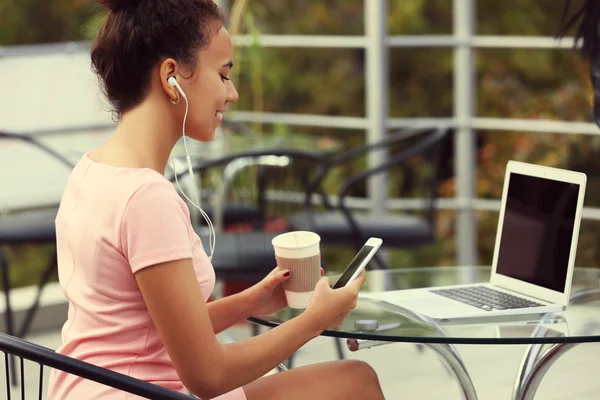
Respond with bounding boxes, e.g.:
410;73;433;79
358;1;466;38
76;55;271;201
332;244;375;289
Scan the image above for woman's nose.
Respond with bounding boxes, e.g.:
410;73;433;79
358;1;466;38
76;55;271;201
227;81;239;103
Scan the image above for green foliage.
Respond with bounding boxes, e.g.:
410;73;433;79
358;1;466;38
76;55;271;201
388;0;452;34
0;244;57;290
245;0;364;35
0;0;104;45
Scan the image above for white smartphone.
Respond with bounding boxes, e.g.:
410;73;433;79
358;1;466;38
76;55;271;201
332;237;383;289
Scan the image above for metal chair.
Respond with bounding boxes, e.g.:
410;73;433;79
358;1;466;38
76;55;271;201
0;131;74;385
0;331;194;400
288;126;449;270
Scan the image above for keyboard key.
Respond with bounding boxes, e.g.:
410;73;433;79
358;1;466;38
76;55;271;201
430;286;545;311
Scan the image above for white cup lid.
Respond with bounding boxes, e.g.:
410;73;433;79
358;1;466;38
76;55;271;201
271;231;320;250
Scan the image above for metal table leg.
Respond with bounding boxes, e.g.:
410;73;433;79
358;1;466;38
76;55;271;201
512;342;577;400
347;338;478;400
512;288;600;400
348;301;479;399
425;343;478;400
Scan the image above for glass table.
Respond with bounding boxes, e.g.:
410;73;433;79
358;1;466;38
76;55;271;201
248;266;600;400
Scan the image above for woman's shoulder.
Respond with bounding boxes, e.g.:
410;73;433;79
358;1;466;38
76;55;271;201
120;170;187;215
63;155;187;217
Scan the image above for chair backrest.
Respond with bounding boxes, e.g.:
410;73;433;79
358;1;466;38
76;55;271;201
303;126;448;219
295;127;448;253
173;148;327;232
0;131;75;170
338;127;449;222
169;149;328;275
0;131;76;213
0;332;193;400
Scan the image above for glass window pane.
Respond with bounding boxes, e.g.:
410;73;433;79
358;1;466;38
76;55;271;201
0;0;102;45
575;219;600;269
389;48;454;117
476;48;592;122
232;47;365;117
388;0;453;35
476;0;584;36
242;0;364;35
475;130;600;206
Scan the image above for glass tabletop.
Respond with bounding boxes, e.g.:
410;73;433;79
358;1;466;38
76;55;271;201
248;266;600;345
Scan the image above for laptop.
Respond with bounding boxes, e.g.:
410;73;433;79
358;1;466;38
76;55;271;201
371;161;587;322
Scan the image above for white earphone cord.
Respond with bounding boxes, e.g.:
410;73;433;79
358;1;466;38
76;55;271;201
170;90;216;261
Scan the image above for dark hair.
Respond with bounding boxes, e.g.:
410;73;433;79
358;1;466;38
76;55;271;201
92;0;224;118
556;0;600;57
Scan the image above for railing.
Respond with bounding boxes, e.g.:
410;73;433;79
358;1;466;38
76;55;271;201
0;0;595;276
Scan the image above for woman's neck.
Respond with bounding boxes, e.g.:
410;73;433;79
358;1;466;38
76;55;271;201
94;99;180;174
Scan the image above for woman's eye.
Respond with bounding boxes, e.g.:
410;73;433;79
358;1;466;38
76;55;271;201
220;74;231;82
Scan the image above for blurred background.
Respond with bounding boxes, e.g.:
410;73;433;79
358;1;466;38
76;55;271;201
1;0;598;292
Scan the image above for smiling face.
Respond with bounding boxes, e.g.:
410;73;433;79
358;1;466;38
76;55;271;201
162;25;239;142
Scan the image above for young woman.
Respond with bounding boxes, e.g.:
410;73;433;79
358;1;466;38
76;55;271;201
46;0;385;399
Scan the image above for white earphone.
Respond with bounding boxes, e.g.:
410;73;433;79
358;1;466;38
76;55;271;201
167;76;216;262
167;76;186;99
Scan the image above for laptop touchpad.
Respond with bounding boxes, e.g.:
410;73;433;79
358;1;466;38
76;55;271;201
381;292;458;310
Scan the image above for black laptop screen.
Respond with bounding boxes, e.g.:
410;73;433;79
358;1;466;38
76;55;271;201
495;172;580;292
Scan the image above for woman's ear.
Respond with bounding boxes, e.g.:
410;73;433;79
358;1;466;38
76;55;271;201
159;58;180;102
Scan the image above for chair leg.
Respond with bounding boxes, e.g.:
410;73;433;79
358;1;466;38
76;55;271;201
251;323;260;337
17;253;57;338
334;337;345;360
285;353;295;369
0;248;17;387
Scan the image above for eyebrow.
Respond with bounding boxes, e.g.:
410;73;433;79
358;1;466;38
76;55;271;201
222;61;233;68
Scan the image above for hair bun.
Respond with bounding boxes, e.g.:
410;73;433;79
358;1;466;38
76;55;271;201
97;0;142;12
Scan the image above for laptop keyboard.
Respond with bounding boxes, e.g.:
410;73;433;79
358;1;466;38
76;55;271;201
430;286;545;311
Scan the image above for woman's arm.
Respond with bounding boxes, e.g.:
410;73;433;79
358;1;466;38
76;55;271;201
135;259;321;399
206;291;254;334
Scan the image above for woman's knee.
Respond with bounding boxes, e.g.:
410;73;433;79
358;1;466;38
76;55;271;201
343;360;382;391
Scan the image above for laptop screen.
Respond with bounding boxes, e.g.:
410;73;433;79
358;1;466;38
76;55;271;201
495;172;580;293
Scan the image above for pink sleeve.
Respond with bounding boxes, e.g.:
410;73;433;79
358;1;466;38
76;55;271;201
120;180;193;274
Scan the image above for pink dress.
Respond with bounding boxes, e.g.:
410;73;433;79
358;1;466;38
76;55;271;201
47;153;246;400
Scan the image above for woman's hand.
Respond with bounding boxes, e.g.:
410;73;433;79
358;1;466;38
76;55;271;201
246;266;326;316
246;267;289;316
304;270;366;332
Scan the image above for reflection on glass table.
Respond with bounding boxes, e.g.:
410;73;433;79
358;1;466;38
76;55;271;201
248;267;600;400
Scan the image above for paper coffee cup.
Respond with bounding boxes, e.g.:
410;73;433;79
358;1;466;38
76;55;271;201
272;231;321;309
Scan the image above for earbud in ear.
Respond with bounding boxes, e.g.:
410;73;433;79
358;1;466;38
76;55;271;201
167;76;187;99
